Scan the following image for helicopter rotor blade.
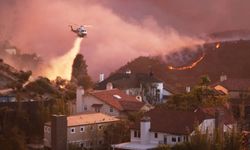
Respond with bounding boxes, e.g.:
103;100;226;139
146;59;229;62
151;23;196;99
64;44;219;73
83;25;93;28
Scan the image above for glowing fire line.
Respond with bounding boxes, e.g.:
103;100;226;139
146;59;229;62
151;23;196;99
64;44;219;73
168;52;205;70
216;43;220;49
43;38;83;80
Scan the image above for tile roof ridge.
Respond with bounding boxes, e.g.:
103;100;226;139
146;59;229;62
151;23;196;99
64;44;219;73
89;88;119;93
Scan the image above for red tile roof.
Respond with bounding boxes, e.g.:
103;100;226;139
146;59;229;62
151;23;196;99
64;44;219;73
132;107;211;135
213;78;250;91
88;89;144;111
132;107;236;135
119;101;145;111
196;107;236;125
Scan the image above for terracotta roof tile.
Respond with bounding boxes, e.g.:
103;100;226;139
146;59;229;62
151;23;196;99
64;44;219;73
132;107;210;135
197;107;236;125
88;89;144;111
213;78;250;91
119;101;145;111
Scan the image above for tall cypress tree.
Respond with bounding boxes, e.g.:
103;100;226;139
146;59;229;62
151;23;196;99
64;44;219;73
71;54;92;89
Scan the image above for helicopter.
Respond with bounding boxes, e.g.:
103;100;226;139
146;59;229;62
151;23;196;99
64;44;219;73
69;25;87;38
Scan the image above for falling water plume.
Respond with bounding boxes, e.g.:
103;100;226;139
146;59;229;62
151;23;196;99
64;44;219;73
44;38;83;80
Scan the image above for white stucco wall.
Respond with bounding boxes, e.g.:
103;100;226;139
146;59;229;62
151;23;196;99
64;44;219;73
44;125;51;148
82;95;120;117
198;119;215;134
131;130;140;142
152;82;164;100
130;130;186;146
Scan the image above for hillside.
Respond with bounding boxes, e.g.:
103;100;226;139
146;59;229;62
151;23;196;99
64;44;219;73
0;59;31;89
115;39;250;92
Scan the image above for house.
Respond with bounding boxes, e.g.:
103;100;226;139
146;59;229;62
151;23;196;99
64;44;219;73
5;48;17;55
75;87;152;117
44;112;119;150
112;107;235;150
95;71;174;104
212;76;250;99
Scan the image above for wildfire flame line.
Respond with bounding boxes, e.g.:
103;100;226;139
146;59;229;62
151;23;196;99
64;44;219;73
43;38;83;80
216;43;220;49
168;52;205;70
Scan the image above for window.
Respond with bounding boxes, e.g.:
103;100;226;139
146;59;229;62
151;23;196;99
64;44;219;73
95;107;100;112
84;105;87;111
86;141;90;147
134;130;140;138
44;126;51;133
164;135;167;144
80;126;85;132
172;137;176;142
154;132;158;138
110;107;113;112
178;137;181;142
70;127;76;133
98;125;103;130
80;143;84;148
99;140;103;145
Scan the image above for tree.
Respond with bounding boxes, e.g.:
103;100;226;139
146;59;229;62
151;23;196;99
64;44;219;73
51;99;69;115
71;54;92;89
103;120;130;150
0;107;27;150
199;75;211;86
161;75;228;111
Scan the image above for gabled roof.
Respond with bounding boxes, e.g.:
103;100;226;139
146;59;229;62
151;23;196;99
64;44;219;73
196;107;235;125
87;89;144;111
132;107;211;135
119;101;145;111
95;72;162;90
95;73;139;90
212;78;250;91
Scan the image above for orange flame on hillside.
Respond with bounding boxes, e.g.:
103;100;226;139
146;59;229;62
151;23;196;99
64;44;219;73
168;52;205;70
216;43;220;49
43;38;83;80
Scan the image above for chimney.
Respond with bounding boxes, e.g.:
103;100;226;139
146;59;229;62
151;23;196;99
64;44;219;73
186;86;191;93
99;73;104;83
140;116;151;144
136;96;142;102
106;82;113;90
76;86;84;113
51;115;67;150
125;69;132;74
220;74;227;82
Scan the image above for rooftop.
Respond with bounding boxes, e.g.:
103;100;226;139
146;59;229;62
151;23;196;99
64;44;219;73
68;112;119;126
132;107;213;135
213;78;250;91
95;72;162;90
88;89;144;111
45;112;119;127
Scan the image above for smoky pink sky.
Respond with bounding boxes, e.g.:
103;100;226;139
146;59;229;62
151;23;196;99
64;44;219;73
0;0;250;80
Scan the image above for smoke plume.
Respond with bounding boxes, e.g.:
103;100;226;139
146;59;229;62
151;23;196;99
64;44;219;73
2;0;249;79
